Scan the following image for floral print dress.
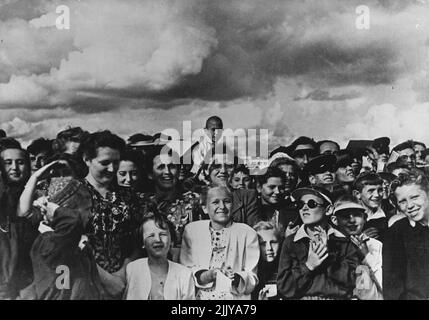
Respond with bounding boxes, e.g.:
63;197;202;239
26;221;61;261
196;225;233;300
84;180;141;273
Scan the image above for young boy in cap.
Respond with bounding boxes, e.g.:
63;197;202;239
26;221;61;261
277;186;359;300
330;195;383;300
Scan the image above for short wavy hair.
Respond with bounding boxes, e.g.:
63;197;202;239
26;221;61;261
352;172;383;192
80;130;126;160
256;166;285;187
139;206;176;247
253;220;281;240
390;169;429;206
200;185;233;207
52;127;89;154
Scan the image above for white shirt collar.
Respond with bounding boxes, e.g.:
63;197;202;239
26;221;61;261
293;224;346;242
366;207;386;221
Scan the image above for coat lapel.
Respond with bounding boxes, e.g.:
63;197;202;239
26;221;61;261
141;259;152;300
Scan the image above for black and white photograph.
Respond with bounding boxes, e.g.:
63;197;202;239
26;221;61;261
1;0;429;306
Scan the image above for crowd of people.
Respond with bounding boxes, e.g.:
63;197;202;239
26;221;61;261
1;115;429;300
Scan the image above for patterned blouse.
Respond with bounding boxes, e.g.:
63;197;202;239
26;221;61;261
196;225;233;300
84;180;142;273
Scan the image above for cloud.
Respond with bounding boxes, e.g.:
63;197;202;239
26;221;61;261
2;0;429;108
294;89;362;101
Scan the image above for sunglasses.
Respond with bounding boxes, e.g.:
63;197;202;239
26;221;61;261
297;199;324;209
293;149;316;158
312;165;336;175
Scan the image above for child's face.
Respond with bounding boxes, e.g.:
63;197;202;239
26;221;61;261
358;184;382;210
142;220;171;259
259;177;285;205
230;172;251;190
394;183;429;224
298;194;326;225
257;229;280;263
335;209;366;236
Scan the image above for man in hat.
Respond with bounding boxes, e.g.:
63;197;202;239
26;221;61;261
304;154;337;193
127;133;155;158
368;137;390;172
413;141;426;166
389;141;416;170
330;196;383;300
332;150;356;201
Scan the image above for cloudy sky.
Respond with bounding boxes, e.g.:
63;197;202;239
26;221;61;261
1;0;429;150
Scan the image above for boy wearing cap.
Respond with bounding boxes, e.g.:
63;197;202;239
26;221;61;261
331;195;383;300
277;186;359;300
352;172;387;242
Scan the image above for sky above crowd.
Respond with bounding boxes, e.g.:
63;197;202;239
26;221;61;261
1;0;429;149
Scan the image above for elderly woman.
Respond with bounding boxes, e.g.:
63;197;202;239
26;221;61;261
124;211;195;300
180;186;259;300
277;186;359;300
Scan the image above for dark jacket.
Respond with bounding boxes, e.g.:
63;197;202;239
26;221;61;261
231;189;259;227
364;217;388;243
0;185;38;299
0;223;18;299
277;227;359;299
252;258;279;300
21;179;103;300
383;218;429;300
256;197;299;237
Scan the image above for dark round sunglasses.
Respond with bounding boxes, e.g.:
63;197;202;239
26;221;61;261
296;199;324;209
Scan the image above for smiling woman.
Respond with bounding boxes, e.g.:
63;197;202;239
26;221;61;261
116;149;144;190
78;131;144;299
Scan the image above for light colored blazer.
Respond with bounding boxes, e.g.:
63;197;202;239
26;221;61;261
179;220;260;300
124;258;195;300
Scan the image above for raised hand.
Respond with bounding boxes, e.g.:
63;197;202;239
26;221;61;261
258;287;269;300
363;227;379;239
32;196;59;222
313;225;328;247
350;234;369;258
306;241;329;271
32;160;65;180
285;221;299;238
